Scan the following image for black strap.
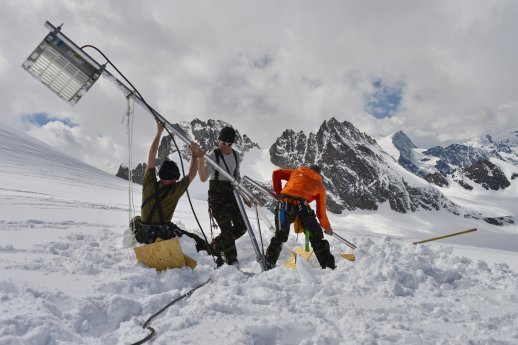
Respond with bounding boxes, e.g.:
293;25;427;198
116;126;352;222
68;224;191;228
141;183;172;208
143;183;173;224
280;193;307;205
213;149;238;181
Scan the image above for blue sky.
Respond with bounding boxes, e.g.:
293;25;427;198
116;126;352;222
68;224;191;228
365;80;403;119
22;112;77;128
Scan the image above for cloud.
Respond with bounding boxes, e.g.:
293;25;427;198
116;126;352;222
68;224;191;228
25;120;125;173
2;0;518;172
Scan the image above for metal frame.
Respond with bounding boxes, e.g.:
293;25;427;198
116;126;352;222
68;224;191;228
25;21;267;271
22;23;104;104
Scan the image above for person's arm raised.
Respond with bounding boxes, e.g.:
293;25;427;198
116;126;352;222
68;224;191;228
146;121;165;173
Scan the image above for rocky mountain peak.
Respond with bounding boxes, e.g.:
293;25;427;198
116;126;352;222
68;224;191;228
270;118;451;214
424;144;502;172
116;118;260;184
391;130;417;159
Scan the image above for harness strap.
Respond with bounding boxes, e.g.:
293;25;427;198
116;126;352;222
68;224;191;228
214;148;238;181
143;183;173;224
279;193;307;205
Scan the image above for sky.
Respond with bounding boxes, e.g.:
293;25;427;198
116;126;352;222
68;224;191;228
1;0;518;173
2;116;518;345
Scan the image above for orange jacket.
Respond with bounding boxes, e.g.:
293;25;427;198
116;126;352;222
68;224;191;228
272;167;331;231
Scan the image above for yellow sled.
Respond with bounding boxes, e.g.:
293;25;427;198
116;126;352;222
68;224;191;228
284;247;314;270
134;238;197;271
340;253;356;261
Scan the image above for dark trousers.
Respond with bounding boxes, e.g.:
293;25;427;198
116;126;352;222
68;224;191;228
209;180;247;264
265;202;335;269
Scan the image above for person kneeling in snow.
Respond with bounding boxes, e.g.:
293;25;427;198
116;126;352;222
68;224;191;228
264;165;336;270
136;119;221;261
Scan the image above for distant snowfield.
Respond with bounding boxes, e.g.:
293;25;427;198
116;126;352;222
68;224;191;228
1;126;518;345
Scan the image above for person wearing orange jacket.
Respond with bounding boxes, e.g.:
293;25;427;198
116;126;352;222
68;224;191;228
264;164;336;270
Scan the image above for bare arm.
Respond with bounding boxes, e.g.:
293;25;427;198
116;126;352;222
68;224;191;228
146;121;165;173
188;142;201;183
198;150;208;182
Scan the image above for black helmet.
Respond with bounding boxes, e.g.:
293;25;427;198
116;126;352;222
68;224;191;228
159;160;180;180
218;126;236;143
309;164;322;174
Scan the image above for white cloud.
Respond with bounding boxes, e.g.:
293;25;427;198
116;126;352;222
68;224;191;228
26;121;126;173
2;0;518;171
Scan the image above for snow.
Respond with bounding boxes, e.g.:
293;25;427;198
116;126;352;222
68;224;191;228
376;134;400;161
1;125;518;345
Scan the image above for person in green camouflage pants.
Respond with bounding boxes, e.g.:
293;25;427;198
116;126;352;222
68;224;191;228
198;127;246;266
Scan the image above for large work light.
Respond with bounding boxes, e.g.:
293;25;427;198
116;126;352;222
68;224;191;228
22;23;104;105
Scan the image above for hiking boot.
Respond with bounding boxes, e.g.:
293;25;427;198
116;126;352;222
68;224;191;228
210;240;225;268
264;260;276;271
215;256;225;268
227;259;240;269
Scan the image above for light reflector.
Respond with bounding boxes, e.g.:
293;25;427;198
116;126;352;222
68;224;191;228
22;26;103;105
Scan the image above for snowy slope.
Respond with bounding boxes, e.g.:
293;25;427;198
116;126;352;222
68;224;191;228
466;131;518;165
1;125;518;345
377;131;442;176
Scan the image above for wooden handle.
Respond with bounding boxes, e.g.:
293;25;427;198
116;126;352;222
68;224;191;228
412;228;477;245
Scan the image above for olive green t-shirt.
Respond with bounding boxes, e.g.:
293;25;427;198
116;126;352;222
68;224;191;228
141;168;190;224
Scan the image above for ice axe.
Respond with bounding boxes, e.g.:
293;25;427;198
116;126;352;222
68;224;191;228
330;232;356;261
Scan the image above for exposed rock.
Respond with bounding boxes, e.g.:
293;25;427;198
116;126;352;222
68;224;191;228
424;144;502;172
463;159;510;191
116;163;146;185
424;172;449;187
270;118;451;214
117;118;260;185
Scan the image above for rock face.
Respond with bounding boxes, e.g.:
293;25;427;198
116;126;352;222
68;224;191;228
117;118;260;185
391;131;422;175
269;118;451;214
116;163;146;184
466;131;518;166
388;130;517;192
166;118;260;161
463;159;510;191
424;144;502;172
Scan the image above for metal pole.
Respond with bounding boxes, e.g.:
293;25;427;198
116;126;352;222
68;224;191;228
233;189;267;272
332;232;357;250
243;176;278;201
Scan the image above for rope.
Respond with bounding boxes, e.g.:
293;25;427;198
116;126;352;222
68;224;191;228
122;94;136;221
130;278;211;345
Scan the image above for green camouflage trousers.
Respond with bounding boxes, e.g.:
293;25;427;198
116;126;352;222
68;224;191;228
209;180;247;264
265;202;335;269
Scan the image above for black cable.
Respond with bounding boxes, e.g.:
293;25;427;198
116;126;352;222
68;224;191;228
168;135;219;264
81;45;217;265
130;279;210;345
